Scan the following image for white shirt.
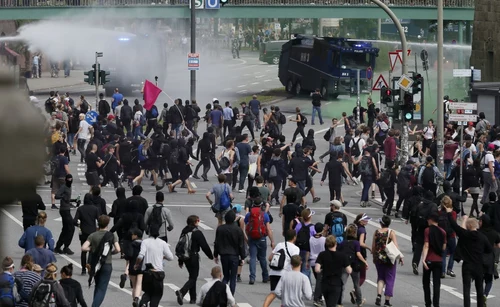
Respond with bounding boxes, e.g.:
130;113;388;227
423;126;435;140
33;56;39;65
115;105;122;118
349;137;366;158
269;241;300;277
483;152;495;173
78;120;91;140
138;237;174;271
274;270;313;307
308;236;326;267
197;278;235;307
465;127;475;138
134;110;143;122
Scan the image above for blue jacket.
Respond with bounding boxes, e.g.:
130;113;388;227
26;248;57;272
19;225;55;253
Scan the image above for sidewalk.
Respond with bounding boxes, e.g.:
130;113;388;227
27;70;86;91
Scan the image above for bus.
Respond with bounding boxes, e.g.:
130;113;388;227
278;35;379;99
100;33;167;96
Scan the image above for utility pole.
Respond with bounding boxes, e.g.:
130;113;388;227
436;0;444;171
371;0;408;166
95;52;103;109
356;69;361;123
190;0;196;102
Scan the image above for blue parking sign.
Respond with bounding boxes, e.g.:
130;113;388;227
206;0;220;9
85;110;98;125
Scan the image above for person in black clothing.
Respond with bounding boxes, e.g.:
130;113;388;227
382;161;398;214
239;102;256;141
175;215;214;305
367;98;376;136
445;206;492;307
267;148;288;205
291;107;306;143
144;105;159;137
478;214;500;300
321;152;349;202
280;194;300;236
288;148;317;192
324;200;348;236
184;100;198;139
101;145;120;189
193;132;212;181
310;88;324;125
302;129;316;157
133;99;143;114
98;93;111;121
85;143;104;190
55;174;77;255
88;186;107;215
109;187;127;225
126;185;149;216
59;263;87;307
73;193;99;275
120;99;134;137
214;210;246;295
168;138;196;194
169;98;185;139
435;181;467;215
20;187;46;230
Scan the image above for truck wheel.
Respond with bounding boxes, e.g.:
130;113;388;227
295;82;302;96
332;93;339;99
321;85;328;98
272;57;279;65
286;79;295;93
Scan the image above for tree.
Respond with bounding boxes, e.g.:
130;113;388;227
339;19;377;39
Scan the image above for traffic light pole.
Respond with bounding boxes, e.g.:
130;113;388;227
95;53;99;109
371;0;409;166
436;0;444;171
190;0;196;102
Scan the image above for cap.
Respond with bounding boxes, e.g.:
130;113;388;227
359;213;371;222
232;204;242;213
330;200;343;208
33;264;43;272
212;98;218;102
488;143;496;151
107;114;115;121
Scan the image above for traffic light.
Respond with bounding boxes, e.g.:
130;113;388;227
380;86;392;104
412;72;423;94
220;0;228;6
84;70;95;85
98;70;110;85
403;92;414;122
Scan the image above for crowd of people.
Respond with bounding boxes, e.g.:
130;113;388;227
1;88;500;307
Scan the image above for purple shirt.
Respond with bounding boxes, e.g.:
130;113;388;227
295;222;316;237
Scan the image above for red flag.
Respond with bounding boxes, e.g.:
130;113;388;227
143;80;162;111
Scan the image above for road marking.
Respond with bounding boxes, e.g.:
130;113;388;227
264;79;272;82
243;73;251;76
255;75;265;78
440;284;476;303
237;85;246;88
164;283;190;302
251;82;260;85
77;173;85;176
0;208;154;304
77;168;85;171
198;220;214;231
54;217;62;221
237;304;253;307
223;88;232;91
237;90;248;94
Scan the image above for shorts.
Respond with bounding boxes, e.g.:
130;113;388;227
51;177;65;194
85;171;100;186
172;123;182;135
215;208;231;221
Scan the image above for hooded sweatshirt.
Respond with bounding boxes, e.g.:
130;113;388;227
59;278;87;307
73;194;100;236
179;225;213;264
55;174;73;211
89;194;107;215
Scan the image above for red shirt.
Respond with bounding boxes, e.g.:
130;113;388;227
443;142;459;160
424;226;447;262
384;137;396;160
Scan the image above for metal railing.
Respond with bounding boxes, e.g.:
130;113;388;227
0;0;474;8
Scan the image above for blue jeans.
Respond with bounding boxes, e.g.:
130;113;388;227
238;164;249;191
299;250;311;280
311;106;323;124
442;237;456;273
361;176;373;202
444;161;452;179
67;132;75;148
133;125;146;140
221;254;239;294
92;263;112;307
248;237;269;282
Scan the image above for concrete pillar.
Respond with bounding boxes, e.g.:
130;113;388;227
458;21;464;68
377;18;382;39
465;21;471;44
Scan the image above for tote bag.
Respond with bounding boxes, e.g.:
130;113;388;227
384;229;404;264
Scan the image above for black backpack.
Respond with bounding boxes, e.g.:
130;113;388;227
175;229;198;262
300;113;307;125
147;205;164;235
169;148;180;166
351;138;362;157
80;100;89;114
202;281;228;307
379;169;392;188
279;112;287;125
44;98;55;114
437;210;453;238
422;165;435;184
295;223;313;251
87;231;114;286
359;156;372;177
30;280;56;307
49;155;61;176
340;240;361;272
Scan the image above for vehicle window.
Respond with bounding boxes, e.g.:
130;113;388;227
340;52;370;68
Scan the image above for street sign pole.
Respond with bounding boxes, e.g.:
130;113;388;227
95;52;103;110
190;0;197;102
356;69;361;123
459;123;464;214
437;0;444;171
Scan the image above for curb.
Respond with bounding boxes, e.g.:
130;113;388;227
29;82;87;93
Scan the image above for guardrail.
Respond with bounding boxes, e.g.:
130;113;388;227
0;0;475;8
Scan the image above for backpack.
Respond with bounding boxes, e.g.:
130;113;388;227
269;242;292;271
397;170;411;193
331;215;345;243
44;98;55;114
29;280;56;307
462;148;471;166
347;116;357;131
0;273;15;307
175;229;198;262
359;156;372;177
379;169;392;188
437;210;453;238
169;148;180;165
245;207;267;240
49;155;61;176
422;165;435;184
219;184;231;211
351;138;362;157
279;112;287;125
139;114;146;126
147;205;164;235
295;223;313;251
202;280;228;307
340;240;360;272
268;163;278;179
300;113;307;125
151;106;159;118
87;231;114;286
219;152;230;170
80;100;89;114
55;112;63;121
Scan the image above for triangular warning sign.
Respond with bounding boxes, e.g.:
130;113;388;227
389;52;400;72
372;74;389;91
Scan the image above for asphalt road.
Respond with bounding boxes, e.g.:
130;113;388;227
3;56;497;307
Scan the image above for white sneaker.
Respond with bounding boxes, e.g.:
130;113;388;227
238;189;246;193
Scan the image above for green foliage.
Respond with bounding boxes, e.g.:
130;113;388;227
339;19;378;39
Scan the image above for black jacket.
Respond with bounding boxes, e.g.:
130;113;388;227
179;225;213;264
449;213;492;265
89;195;107;215
59;278;87;307
109;197;127;224
214;223;246;259
120;105;133;121
21;194;45;221
110;213;146;241
169;104;185;124
266;158;288;181
73;203;100;236
127;195;149;216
